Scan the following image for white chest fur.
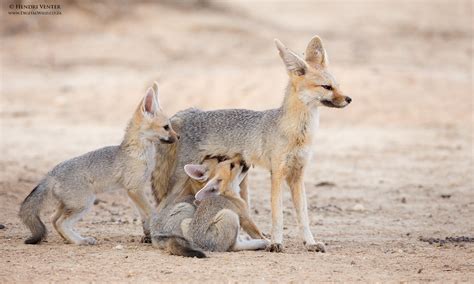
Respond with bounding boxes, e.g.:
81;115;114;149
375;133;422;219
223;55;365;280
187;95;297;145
130;140;156;178
143;142;156;177
290;108;319;163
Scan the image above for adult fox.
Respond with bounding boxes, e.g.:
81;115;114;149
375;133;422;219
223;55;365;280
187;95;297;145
152;36;351;252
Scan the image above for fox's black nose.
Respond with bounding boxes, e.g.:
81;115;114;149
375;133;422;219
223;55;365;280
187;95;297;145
345;97;352;104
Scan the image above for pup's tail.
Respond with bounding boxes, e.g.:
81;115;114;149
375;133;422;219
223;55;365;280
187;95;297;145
152;234;206;258
19;183;48;244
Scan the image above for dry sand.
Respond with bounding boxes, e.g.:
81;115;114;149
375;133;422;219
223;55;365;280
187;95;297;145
1;0;473;282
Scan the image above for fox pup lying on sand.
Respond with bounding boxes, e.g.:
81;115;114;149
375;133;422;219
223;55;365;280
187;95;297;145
19;83;178;245
152;156;268;257
150;157;222;248
150;157;224;258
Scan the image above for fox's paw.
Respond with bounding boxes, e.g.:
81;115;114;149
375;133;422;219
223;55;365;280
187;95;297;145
80;237;97;245
140;235;152;244
306;241;326;253
267;243;283;253
261;239;271;249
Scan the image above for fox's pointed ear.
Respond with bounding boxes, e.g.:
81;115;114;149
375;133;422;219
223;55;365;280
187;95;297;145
305;36;328;68
275;38;307;76
152;81;162;110
195;179;219;201
184;164;210;182
142;87;157;116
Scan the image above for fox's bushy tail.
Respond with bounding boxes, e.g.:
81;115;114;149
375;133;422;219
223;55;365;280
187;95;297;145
19;183;48;244
152;234;206;258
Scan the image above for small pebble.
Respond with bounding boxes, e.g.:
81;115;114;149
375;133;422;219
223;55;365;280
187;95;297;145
94;199;106;205
0;224;5;229
114;244;124;250
352;204;365;212
315;181;336;187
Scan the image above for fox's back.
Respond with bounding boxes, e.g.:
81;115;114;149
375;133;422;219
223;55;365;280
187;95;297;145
173;108;280;168
46;146;121;191
50;146;117;175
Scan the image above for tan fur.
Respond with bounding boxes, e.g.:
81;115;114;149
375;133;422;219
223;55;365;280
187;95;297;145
151;142;178;204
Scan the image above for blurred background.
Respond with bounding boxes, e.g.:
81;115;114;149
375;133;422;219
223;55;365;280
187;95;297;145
2;0;471;127
0;0;473;281
1;0;472;190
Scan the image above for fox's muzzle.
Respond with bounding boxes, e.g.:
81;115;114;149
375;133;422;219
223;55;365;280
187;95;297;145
321;96;352;108
160;129;180;144
160;136;176;144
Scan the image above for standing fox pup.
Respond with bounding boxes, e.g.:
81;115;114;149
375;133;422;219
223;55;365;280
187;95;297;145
153;157;268;257
19;83;178;245
152;36;351;252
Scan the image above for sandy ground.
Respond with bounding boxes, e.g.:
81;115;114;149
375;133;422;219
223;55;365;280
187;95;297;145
1;0;473;282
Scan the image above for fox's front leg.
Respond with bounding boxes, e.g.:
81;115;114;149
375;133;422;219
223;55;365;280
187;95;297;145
127;187;155;243
240;213;265;240
286;170;325;253
239;175;250;211
268;169;285;252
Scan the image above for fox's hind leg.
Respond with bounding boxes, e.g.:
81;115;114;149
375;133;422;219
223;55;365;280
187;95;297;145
51;203;67;241
55;197;96;245
204;209;239;252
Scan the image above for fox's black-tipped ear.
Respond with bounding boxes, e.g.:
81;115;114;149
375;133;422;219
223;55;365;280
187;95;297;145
184;164;209;182
274;38;307;76
305;36;328;68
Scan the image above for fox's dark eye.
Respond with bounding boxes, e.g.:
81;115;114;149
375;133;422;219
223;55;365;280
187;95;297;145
230;163;235;169
321;85;333;91
163;125;169;130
